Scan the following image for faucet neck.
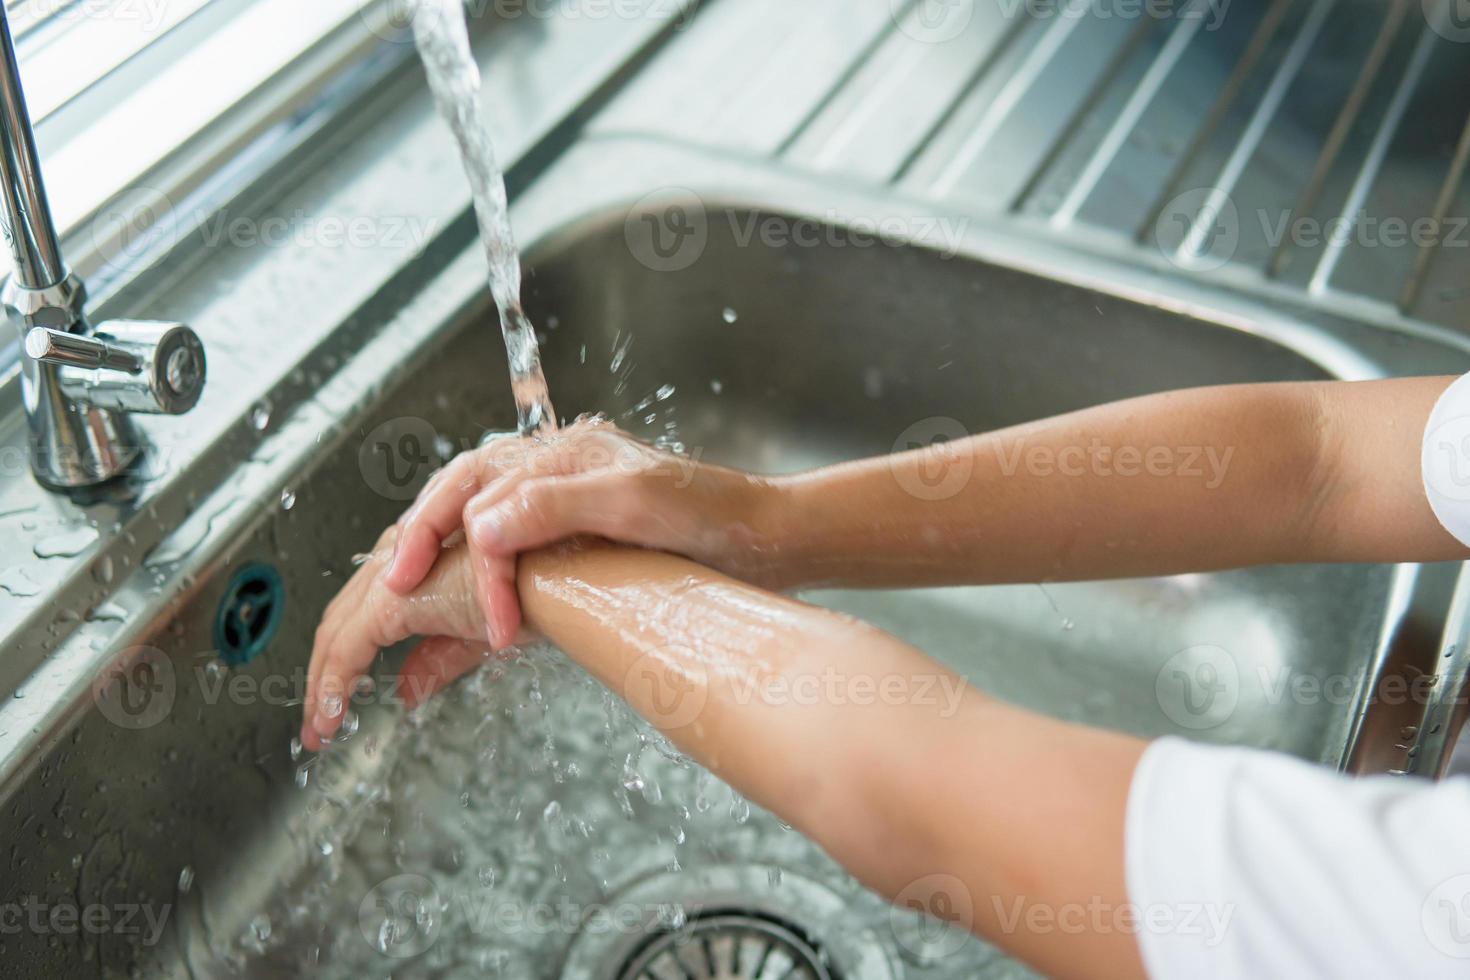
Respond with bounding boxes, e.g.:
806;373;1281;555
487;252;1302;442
0;4;65;292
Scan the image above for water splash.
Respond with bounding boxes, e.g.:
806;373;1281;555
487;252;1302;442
411;0;556;435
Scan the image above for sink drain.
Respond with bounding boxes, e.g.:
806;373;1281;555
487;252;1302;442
560;865;895;980
214;563;284;666
616;911;835;980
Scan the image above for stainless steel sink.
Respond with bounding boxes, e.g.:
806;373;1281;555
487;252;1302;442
3;136;1469;979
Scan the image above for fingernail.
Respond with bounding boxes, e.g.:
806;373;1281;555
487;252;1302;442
469;507;507;550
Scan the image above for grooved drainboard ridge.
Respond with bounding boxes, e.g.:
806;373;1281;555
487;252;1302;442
765;0;1470;332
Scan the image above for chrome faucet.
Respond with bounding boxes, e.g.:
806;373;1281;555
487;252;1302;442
0;5;204;490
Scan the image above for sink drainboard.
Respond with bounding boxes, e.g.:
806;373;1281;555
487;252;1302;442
614;911;836;980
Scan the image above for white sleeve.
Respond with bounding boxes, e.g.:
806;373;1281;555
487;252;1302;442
1126;737;1470;979
1422;372;1470;547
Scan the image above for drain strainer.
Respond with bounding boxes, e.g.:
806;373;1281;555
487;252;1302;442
559;865;896;980
615;911;835;980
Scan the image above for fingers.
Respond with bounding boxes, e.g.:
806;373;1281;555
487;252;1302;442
466;471;647;558
385;453;487;594
398;636;495;709
303;532;393;749
384;429;603;594
303;577;400;751
470;547;522;650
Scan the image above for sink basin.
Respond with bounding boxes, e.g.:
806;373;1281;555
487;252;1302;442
3;138;1468;979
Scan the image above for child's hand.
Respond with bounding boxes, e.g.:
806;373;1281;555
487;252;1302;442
383;418;787;648
301;525;521;751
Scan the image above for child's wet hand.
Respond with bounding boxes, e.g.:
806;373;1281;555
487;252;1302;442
302;525;521;751
384;419;786;644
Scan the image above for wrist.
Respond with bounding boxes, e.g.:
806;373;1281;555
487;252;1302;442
740;472;825;591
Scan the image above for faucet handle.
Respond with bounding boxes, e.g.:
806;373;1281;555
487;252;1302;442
26;320;206;415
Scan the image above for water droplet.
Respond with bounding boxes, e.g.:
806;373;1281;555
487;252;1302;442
721;307;738;324
178;866;195;893
709;379;723;394
655;384;675;401
33;527;98;559
542;800;561;823
250;400;272;431
280;488;296;511
0;567;41;597
92;555;114;585
434;435;455;460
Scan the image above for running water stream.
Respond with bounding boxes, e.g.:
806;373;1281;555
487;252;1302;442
412;0;557;435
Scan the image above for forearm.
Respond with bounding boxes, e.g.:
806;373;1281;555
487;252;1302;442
767;379;1463;589
517;543;1147;980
